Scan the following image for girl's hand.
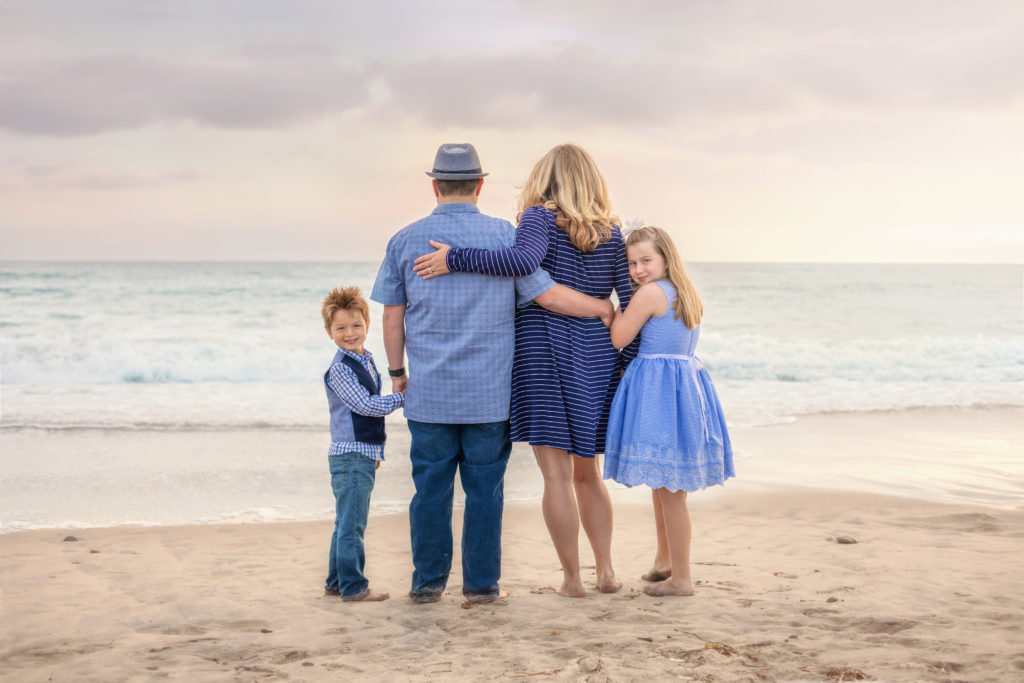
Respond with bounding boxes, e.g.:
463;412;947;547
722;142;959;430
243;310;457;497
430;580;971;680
610;283;665;349
413;241;451;280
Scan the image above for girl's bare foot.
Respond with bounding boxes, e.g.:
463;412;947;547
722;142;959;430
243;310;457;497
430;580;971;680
557;580;587;598
643;578;693;597
641;567;672;582
597;572;623;593
343;588;390;602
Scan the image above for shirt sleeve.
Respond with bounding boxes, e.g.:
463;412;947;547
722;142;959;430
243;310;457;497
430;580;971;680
327;363;405;416
370;240;408;306
514;267;557;308
613;235;640;366
445;208;550;277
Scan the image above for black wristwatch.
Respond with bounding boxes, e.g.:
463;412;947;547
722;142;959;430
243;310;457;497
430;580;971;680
388;367;406;378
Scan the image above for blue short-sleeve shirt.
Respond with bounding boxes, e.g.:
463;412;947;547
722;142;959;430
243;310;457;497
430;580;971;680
371;203;555;424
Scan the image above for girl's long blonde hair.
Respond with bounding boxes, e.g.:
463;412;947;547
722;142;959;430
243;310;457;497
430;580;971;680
516;144;619;253
626;226;703;329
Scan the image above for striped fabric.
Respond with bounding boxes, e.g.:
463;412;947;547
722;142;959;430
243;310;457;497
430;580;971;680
445;206;638;458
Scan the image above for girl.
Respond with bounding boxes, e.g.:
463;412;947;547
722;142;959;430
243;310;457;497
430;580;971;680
605;226;734;596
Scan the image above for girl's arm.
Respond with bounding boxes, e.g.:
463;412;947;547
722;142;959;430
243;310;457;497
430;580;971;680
413;207;549;279
610;241;642;359
610;282;665;349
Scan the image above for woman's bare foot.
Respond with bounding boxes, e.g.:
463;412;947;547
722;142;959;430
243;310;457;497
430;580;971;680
343;588;390;602
597;572;623;593
641;567;672;582
643;578;693;597
557;580;587;598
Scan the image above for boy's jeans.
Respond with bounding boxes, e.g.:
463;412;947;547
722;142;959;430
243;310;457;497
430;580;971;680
406;420;511;600
326;452;377;598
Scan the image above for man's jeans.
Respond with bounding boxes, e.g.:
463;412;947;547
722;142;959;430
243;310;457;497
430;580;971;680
326;452;377;598
406;420;512;599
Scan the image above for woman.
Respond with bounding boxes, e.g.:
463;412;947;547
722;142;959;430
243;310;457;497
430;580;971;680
413;144;636;597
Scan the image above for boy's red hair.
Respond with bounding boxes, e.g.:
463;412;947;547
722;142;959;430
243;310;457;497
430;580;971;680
322;286;370;327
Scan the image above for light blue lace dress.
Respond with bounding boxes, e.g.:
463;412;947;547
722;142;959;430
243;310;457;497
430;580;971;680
604;280;734;492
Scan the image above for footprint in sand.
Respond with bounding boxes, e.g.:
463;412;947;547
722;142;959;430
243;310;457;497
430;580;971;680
136;624;207;636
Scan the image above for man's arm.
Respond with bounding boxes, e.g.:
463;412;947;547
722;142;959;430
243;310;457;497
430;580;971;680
382;304;408;393
535;284;615;327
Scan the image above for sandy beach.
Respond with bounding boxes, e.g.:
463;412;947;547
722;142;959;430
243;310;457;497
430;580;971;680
2;408;1023;682
2;492;1023;682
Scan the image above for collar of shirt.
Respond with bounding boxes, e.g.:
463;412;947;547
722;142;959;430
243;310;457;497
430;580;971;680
431;203;480;216
338;347;373;365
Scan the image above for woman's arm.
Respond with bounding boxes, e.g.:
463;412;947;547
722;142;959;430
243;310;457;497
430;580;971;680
413;207;550;280
610;283;665;349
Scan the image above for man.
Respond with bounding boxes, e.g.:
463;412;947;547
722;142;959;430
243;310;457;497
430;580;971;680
370;143;611;604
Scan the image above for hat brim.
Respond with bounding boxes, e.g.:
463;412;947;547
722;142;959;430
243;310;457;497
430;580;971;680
425;171;489;180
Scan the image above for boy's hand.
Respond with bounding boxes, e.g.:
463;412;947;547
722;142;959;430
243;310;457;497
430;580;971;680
375;461;381;470
392;375;408;393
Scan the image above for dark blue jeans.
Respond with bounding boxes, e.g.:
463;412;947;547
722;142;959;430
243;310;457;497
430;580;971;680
326;452;377;598
406;420;511;599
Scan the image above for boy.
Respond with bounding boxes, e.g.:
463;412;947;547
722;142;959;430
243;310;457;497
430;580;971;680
321;286;404;602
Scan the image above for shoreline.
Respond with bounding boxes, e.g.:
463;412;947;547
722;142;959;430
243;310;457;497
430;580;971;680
3;405;1021;536
2;491;1022;681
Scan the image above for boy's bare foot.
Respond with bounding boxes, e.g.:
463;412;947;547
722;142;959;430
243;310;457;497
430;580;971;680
641;567;672;582
597;573;623;593
342;588;390;602
465;589;510;604
557;580;587;598
643;578;693;597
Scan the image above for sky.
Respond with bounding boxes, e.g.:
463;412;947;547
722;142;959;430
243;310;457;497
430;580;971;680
1;0;1022;263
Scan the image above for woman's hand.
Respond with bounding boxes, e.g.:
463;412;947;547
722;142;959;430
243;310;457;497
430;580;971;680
413;241;451;280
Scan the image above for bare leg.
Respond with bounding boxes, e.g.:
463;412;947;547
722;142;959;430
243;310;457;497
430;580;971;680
533;446;585;597
642;489;672;581
644;488;694;597
572;455;621;593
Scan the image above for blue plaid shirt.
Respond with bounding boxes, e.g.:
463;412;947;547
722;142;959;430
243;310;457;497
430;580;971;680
371;203;555;423
326;348;404;461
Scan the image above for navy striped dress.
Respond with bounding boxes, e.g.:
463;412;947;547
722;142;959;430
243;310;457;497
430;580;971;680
446;206;637;458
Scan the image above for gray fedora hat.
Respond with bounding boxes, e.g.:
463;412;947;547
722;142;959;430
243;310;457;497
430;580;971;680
425;143;489;180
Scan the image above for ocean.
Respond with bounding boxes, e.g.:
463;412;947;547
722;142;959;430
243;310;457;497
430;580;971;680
1;261;1022;531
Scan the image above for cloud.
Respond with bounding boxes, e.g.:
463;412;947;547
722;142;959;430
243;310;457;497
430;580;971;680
379;15;1024;130
379;49;793;129
2;1;1021;138
56;170;199;190
0;52;369;136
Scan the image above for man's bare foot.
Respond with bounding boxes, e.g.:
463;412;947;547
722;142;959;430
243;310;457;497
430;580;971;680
465;589;510;604
641;567;672;582
597;573;623;593
643;578;693;597
342;588;390;602
557;581;587;598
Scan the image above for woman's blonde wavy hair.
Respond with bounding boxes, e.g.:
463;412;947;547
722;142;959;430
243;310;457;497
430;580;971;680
516;144;619;253
625;226;703;329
